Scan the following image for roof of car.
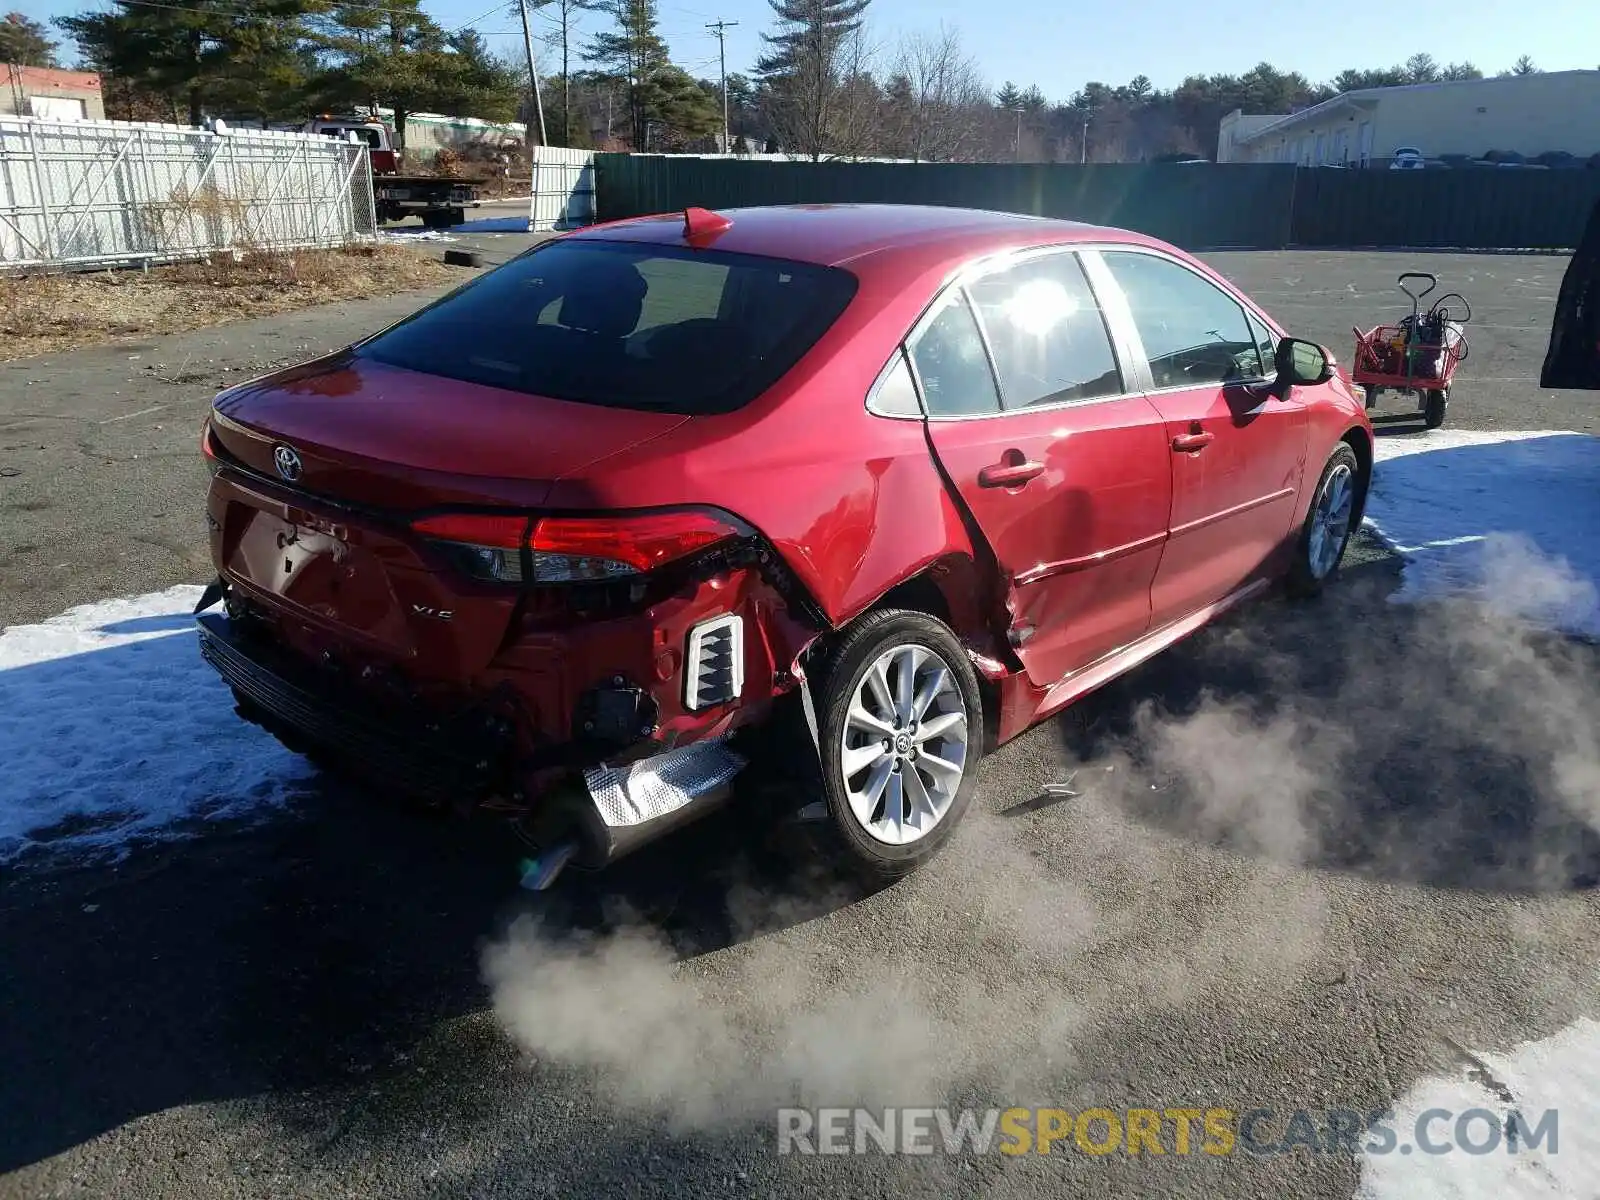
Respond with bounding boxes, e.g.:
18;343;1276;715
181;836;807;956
570;203;1144;270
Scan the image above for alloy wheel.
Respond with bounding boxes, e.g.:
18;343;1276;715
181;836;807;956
837;643;969;846
1307;462;1355;580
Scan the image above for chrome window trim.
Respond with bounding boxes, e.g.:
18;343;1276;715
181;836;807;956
903;285;1004;420
864;346;926;420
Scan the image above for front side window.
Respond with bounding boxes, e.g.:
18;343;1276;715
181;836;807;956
1101;251;1263;388
907;289;1002;417
357;240;858;415
965;251;1124;408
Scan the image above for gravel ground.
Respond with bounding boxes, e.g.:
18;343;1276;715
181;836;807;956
3;248;1598;1200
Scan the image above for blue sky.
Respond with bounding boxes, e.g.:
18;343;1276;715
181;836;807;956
16;0;1600;104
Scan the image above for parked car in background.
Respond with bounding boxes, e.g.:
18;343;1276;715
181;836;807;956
1390;147;1426;170
194;204;1375;885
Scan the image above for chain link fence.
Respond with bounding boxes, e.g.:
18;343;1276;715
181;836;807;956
0;116;378;270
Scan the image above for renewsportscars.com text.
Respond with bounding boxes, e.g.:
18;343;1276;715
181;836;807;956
776;1106;1559;1157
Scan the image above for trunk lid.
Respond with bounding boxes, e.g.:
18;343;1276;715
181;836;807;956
210;352;689;508
207;353;689;677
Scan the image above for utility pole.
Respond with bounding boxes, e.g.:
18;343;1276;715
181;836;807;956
706;18;738;153
519;0;548;147
1013;105;1024;162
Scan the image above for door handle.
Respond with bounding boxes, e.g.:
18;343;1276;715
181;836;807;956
978;458;1046;488
1171;431;1215;452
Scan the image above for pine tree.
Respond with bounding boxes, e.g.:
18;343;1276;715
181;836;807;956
754;0;871;159
583;0;668;149
57;0;313;126
1;12;58;67
310;5;519;153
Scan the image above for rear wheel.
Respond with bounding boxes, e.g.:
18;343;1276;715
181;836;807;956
1287;443;1361;598
812;610;983;882
1424;388;1448;429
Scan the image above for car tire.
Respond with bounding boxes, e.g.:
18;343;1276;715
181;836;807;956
811;609;984;882
1287;442;1362;599
1424;388;1448;429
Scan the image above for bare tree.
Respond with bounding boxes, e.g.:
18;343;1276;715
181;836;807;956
755;0;871;160
535;0;604;146
821;25;887;159
892;24;990;162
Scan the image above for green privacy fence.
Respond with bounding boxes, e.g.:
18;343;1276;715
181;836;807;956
592;153;1600;251
1287;167;1600;249
593;156;1295;249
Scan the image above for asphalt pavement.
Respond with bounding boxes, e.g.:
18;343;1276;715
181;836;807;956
3;249;1599;1200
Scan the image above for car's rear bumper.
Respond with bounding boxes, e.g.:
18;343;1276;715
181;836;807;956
197;610;519;805
197;607;753;871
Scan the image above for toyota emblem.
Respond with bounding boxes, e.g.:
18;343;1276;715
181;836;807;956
272;444;302;482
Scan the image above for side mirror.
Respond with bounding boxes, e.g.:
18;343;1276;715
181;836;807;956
1274;337;1333;386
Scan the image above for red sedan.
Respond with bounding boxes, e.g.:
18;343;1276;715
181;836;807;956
195;203;1373;885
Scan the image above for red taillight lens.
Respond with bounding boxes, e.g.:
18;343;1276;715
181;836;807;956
201;418;221;473
531;512;738;575
409;509;741;584
410;512;532;549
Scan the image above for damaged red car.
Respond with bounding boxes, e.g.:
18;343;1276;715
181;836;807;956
196;203;1374;885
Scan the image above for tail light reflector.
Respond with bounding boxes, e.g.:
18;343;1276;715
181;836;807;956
201;418;221;474
410;509;741;584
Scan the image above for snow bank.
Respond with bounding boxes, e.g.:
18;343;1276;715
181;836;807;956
1357;1018;1600;1199
0;585;310;864
1365;429;1600;638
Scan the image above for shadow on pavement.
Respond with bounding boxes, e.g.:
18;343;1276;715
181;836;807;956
0;624;850;1174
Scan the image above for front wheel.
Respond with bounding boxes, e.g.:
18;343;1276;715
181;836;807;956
1287;443;1362;598
813;609;984;882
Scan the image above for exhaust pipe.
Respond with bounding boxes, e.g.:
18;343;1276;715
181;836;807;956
520;737;747;888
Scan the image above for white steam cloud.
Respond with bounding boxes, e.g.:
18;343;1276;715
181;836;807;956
481;533;1600;1130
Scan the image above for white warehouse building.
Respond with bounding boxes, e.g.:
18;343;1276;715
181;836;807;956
1218;69;1600;167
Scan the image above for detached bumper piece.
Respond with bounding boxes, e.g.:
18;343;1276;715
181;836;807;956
571;738;747;868
196;612;513;804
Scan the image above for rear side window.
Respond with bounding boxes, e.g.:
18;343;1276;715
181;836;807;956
356;240;858;415
966;252;1124;408
1101;251;1262;388
907;290;1002;417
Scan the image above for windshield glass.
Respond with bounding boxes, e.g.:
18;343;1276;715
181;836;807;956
355;240;859;414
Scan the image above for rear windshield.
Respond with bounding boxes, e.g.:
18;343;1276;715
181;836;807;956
355;239;859;415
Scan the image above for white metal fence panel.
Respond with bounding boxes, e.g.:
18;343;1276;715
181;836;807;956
0;116;377;270
529;145;595;232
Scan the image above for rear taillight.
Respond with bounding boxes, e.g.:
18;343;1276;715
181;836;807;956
200;417;221;474
410;509;742;584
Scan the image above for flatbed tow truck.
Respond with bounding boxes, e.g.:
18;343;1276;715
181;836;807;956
302;115;482;229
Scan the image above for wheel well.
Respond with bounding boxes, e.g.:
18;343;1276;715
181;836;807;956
876;573;954;626
873;566;1003;755
1342;426;1374;528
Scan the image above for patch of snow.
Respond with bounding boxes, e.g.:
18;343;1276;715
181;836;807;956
452;216;529;233
380;229;458;243
1364;429;1600;638
1357;1018;1600;1199
0;585;311;865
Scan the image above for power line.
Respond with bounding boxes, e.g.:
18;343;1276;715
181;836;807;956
448;0;515;33
705;16;735;152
